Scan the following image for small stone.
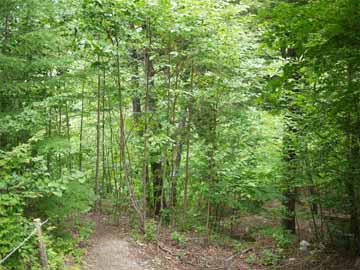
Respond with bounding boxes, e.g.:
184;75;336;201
299;240;310;252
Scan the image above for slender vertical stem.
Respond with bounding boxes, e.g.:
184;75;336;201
107;90;115;195
143;44;149;225
114;36;144;232
65;99;71;171
47;107;52;173
102;68;106;194
79;81;85;171
183;63;194;221
58;103;62;177
95;56;101;200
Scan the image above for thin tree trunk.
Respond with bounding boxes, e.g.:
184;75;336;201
79;82;85;171
143;44;151;221
169;62;179;225
282;128;297;234
157;48;172;236
346;64;360;253
107;90;115;195
47;108;52;173
183;63;194;220
114;36;144;232
95;57;101;200
206;104;218;242
130;48;142;135
281;47;298;234
102;69;106;194
65;100;71;171
157;143;168;242
144;20;162;218
58;104;62;177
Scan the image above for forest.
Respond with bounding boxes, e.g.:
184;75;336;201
1;0;360;269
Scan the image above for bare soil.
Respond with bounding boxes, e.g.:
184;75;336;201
82;213;158;270
80;212;357;270
79;213;268;270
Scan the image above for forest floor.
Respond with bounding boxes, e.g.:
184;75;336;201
78;212;258;270
81;213;158;270
75;212;359;270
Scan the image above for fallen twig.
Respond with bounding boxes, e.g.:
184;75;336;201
224;247;254;270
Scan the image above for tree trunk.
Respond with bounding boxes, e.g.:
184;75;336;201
144;20;163;218
65;100;71;171
95;57;101;199
114;36;144;232
206;104;217;240
102;69;107;194
346;64;360;253
130;48;142;134
282;111;297;234
47;108;52;173
58;104;62;177
281;46;298;234
79;82;85;171
183;63;194;220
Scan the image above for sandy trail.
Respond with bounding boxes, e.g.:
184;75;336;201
82;214;155;270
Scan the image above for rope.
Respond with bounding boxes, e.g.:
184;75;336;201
0;219;48;265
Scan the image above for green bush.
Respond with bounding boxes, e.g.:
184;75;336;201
0;142;95;269
251;226;294;249
261;248;282;266
144;219;157;242
36;179;96;221
170;231;187;245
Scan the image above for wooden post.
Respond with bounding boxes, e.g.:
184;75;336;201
34;219;49;270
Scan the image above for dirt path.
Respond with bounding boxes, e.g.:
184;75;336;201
82;214;156;270
80;213;250;270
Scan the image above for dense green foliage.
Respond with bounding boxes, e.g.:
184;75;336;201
262;0;360;251
1;0;360;269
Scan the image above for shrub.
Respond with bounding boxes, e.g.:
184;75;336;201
144;219;157;242
170;231;187;245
